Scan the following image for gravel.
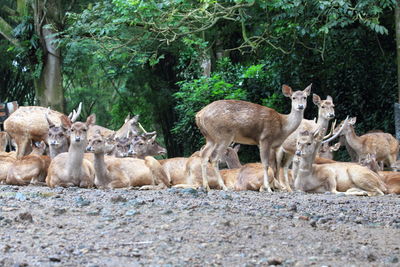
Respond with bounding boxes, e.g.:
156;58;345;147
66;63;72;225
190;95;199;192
0;185;399;266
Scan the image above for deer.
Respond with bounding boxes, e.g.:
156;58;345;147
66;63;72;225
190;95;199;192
86;131;169;189
359;153;400;194
196;84;312;192
160;145;241;188
4;103;82;158
234;163;279;191
318;142;340;160
45;113;70;159
0;152;17;183
6;141;50;185
294;126;386;196
46;114;96;188
128;132;167;159
275;94;335;191
337;117;399;169
0;131;11;152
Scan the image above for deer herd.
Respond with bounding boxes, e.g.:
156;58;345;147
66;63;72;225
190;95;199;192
0;84;399;196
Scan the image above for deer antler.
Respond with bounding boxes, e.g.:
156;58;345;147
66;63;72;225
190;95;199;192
322;116;349;144
323;119;337;140
138;122;147;134
68;102;83;122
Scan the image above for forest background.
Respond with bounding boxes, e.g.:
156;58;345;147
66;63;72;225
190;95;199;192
0;0;398;162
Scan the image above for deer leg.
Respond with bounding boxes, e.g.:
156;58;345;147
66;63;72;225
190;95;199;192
199;142;216;191
259;141;272;192
280;152;293;192
16;137;30;159
211;143;229;191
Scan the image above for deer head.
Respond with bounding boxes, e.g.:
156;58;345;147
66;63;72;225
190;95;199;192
31;141;47;155
319;142;340;159
283;84;312;111
87;130;115;154
128;133;167;158
359;153;380;173
113;136;131;157
46;114;70;149
70;114;96;146
334;117;356;136
295;128;325;158
313;94;335;119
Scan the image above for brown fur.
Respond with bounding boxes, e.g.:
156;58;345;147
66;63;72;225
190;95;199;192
234;163;278;191
0;131;10;152
6;142;50;185
378;171;400;194
276;94;335;191
339;117;399;168
294;129;386;196
4;105;80;159
196;84;311;192
46;115;96;188
219;168;240;190
86;132;169;189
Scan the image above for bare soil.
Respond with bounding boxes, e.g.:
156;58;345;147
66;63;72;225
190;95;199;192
0;185;399;267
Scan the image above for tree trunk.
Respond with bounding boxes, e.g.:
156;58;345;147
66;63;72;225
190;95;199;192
33;0;65;112
34;27;64;112
396;1;400;103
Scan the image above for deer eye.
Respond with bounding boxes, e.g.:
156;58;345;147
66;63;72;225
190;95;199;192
303;97;306;100
292;97;296;100
321;106;325;108
307;143;312;145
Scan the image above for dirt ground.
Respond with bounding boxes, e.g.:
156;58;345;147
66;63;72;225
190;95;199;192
0;185;399;267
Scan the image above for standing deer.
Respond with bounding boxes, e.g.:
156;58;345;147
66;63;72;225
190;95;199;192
294;127;386;196
196;84;312;191
338;117;399;169
86;132;169;189
275;94;335;191
46;115;96;188
4;103;82;158
6;141;50;185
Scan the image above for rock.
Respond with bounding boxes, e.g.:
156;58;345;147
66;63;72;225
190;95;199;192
310;220;317;228
298;216;310;221
87;209;101;216
367;253;376;262
110;195;127;203
390;256;399;263
18;212;33;223
288;204;297;212
49;256;61;262
219;192;233;200
267;258;283;265
75;196;90;207
53;208;67;216
15;192;27;201
125;210;140;216
181;188;198;196
163;209;173;215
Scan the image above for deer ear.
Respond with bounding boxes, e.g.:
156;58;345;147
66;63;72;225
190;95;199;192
326;95;333;102
349;117;356;125
331;142;341;151
282;85;293;97
45;113;55;128
124;114;130;123
86;114;96;126
303;83;312;96
312;94;321;106
233;144;240;153
131;115;139;124
60;115;72;129
148;135;157;143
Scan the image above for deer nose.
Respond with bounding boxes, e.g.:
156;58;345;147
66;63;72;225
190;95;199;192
50;140;57;145
75;136;81;142
297;104;304;110
295;150;302;156
128;149;136;156
328;113;335;118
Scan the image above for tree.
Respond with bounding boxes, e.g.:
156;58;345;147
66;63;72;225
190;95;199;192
0;0;67;111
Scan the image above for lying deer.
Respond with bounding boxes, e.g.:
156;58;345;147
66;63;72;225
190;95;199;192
294;127;386;196
46;115;96;188
196;84;311;192
359;153;400;194
338;117;399;169
86;131;169;189
276;94;335;191
4;103;82;158
160;145;241;188
128;132;167;159
87;114;141;141
234;163;279;191
0;152;18;183
6;141;50;185
46;113;70;159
